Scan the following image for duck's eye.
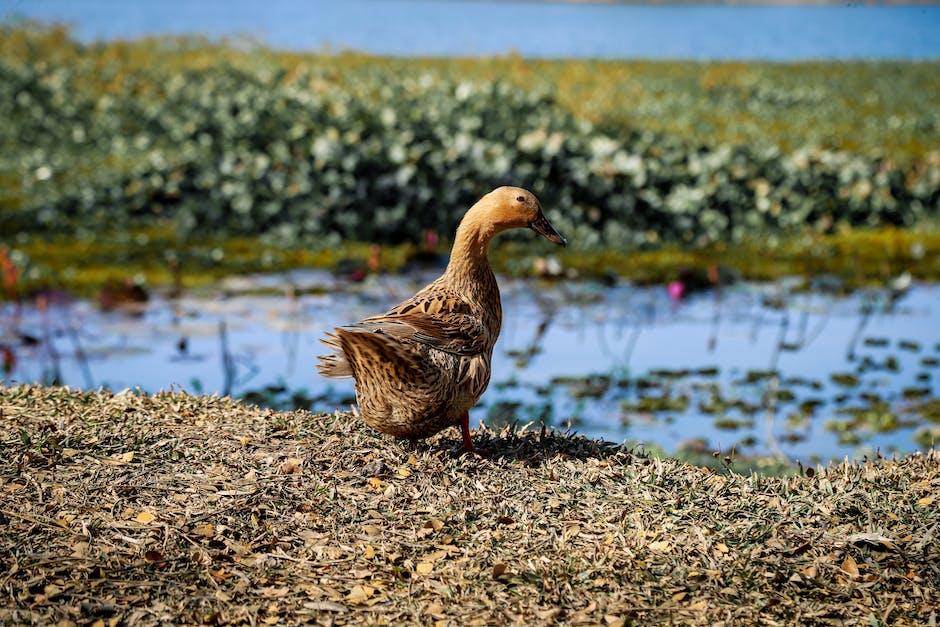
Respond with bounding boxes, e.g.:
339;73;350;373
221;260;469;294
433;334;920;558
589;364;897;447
516;195;525;202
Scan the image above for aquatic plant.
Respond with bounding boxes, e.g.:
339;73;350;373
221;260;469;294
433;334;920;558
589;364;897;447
2;26;939;256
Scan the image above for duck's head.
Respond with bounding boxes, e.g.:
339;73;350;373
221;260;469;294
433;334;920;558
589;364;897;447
478;186;567;246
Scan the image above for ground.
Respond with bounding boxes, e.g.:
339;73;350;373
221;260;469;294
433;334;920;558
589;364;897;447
1;385;937;625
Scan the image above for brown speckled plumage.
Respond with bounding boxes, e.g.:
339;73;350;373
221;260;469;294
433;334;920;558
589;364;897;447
317;186;566;452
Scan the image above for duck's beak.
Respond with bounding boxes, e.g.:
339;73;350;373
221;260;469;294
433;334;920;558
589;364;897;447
529;212;567;247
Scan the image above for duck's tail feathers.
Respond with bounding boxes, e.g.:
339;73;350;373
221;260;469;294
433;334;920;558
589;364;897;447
316;331;353;378
332;327;423;387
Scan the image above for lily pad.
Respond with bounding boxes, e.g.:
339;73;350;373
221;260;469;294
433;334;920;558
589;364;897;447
714;418;751;430
902;387;931;400
740;369;778;384
621;394;690;413
830;373;860;387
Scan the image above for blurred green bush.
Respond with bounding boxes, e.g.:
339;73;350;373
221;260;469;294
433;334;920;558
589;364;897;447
2;25;938;251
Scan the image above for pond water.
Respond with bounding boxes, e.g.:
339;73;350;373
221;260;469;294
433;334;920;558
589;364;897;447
5;1;940;60
3;270;938;465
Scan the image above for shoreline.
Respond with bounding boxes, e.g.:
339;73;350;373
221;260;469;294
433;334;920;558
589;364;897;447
10;226;940;298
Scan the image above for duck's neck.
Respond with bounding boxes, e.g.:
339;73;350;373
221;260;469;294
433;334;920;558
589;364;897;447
443;213;499;299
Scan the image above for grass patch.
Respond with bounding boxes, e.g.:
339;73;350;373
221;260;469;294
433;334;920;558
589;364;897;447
1;384;938;625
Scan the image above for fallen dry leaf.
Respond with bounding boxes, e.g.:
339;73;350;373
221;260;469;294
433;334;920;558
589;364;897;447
192;523;214;538
143;549;164;562
415;562;434;574
347;585;375;604
842;556;860;578
649;540;672;552
423;550;448;562
279;459;302;474
845;532;897;551
210;568;233;582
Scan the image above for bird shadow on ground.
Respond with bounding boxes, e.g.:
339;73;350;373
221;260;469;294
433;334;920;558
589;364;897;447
418;423;634;467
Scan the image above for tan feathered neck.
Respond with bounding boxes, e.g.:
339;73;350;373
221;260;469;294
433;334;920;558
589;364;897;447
444;191;517;284
445;227;492;288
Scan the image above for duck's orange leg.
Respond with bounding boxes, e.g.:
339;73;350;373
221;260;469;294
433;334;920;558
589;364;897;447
459;410;486;455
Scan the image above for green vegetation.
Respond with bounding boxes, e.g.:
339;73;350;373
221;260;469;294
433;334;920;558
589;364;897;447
7;224;940;298
2;25;940;294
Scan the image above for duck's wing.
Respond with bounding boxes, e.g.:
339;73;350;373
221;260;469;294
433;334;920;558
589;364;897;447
316;288;487;378
355;289;488;356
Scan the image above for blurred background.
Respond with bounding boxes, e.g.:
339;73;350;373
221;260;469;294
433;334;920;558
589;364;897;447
5;0;940;58
2;0;940;471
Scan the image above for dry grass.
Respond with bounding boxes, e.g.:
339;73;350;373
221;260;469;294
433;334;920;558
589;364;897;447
1;385;938;625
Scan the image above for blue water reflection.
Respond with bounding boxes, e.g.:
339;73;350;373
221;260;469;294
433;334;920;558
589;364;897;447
3;271;937;464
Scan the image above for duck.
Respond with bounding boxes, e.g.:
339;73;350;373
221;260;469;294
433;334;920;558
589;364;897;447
317;186;566;453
